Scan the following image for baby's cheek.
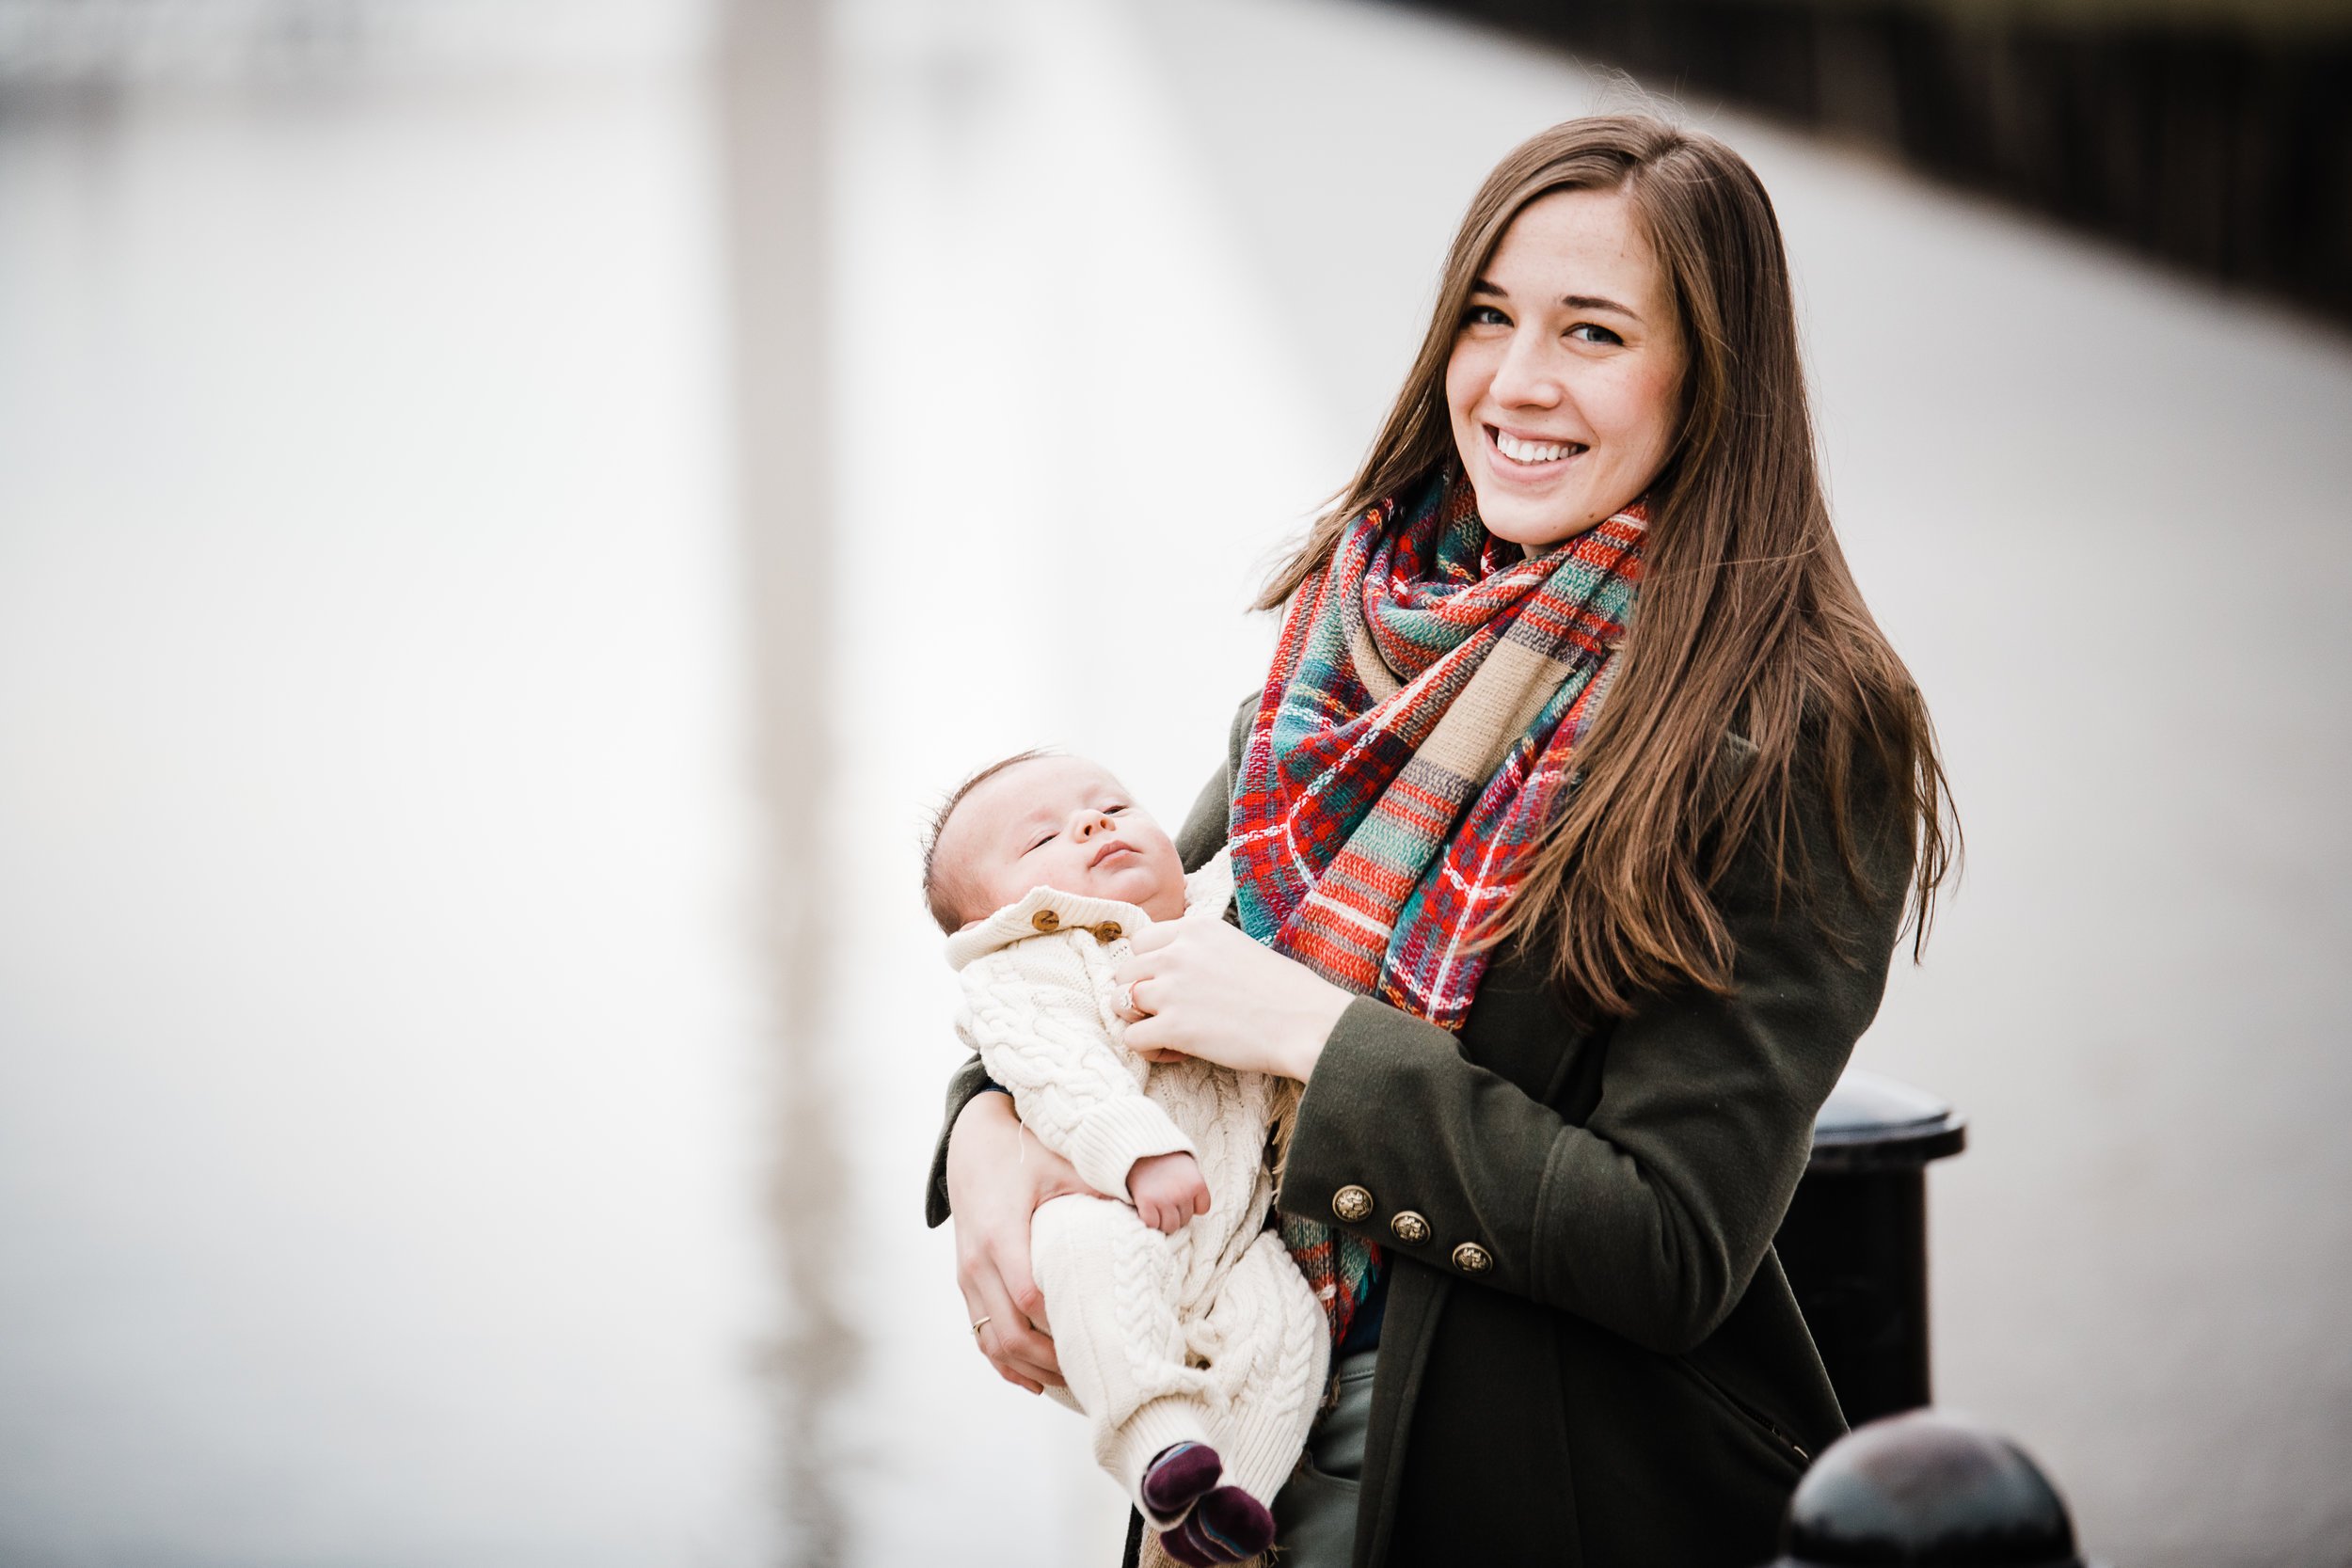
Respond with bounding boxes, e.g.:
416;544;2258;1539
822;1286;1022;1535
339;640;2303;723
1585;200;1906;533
971;865;1017;911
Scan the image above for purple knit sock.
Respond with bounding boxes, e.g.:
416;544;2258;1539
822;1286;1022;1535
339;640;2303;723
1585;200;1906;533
1139;1441;1222;1526
1165;1484;1275;1565
1156;1526;1220;1568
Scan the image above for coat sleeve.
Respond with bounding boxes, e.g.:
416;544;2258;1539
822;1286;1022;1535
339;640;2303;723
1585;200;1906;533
923;1053;995;1230
1276;753;1915;1355
958;948;1196;1202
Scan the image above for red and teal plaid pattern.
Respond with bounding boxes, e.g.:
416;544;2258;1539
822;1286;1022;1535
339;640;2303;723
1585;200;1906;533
1233;471;1644;1342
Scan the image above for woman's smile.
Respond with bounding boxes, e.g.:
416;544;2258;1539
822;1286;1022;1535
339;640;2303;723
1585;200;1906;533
1486;423;1589;472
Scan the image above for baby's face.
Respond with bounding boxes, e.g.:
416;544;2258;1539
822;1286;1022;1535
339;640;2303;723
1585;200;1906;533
937;755;1188;925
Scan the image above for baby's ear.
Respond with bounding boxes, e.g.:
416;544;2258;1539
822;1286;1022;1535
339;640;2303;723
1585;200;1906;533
958;916;985;932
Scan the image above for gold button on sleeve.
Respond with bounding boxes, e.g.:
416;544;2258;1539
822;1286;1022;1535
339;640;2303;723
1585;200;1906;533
1029;909;1060;933
1451;1242;1493;1275
1389;1211;1430;1245
1331;1184;1375;1224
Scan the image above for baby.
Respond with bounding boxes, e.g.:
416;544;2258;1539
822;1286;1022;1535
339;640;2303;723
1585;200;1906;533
928;752;1328;1568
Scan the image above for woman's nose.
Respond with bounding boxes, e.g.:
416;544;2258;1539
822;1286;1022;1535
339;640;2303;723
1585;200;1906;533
1489;327;1563;407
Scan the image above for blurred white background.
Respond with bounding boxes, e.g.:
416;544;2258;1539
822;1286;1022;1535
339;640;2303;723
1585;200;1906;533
2;1;2347;1565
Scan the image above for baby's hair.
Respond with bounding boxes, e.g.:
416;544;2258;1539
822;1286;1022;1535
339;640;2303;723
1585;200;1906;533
921;748;1055;934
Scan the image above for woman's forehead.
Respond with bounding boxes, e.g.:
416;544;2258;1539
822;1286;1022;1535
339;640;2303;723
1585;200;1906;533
1488;188;1662;306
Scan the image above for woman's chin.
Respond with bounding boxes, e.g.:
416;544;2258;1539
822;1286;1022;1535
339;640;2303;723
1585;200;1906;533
1480;478;1649;551
1469;481;1591;552
1484;511;1592;553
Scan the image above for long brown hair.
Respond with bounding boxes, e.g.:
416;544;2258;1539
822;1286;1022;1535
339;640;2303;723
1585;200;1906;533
1260;114;1956;1015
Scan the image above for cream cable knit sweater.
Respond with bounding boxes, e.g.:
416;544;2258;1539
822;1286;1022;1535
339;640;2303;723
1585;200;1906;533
946;852;1328;1517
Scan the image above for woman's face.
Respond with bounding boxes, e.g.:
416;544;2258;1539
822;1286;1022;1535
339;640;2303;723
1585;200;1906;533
1445;186;1687;552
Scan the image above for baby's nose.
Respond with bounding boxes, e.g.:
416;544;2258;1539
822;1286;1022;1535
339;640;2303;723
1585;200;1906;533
1071;807;1113;838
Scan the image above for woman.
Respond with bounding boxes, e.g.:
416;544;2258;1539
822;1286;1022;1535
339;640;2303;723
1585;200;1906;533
927;114;1954;1567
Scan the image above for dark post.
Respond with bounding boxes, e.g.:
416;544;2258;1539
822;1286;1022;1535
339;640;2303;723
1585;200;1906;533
1765;1409;2099;1568
1774;1070;1965;1427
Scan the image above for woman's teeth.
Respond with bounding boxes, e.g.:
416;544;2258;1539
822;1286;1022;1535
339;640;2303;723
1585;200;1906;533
1494;431;1581;464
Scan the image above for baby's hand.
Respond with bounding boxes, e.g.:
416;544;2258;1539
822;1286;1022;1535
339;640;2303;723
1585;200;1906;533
1127;1151;1210;1235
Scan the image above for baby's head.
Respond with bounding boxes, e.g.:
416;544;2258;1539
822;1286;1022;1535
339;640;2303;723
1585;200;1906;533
924;752;1188;934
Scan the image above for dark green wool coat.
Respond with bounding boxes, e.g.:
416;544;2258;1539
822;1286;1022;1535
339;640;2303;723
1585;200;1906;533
928;698;1915;1568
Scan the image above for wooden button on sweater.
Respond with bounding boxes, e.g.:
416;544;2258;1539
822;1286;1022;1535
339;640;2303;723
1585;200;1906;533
1030;909;1060;933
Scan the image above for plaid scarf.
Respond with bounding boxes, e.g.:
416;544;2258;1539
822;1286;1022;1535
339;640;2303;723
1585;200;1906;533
1233;470;1644;1342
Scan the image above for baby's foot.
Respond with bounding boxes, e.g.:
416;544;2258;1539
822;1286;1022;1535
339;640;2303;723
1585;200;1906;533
1139;1441;1222;1527
1157;1484;1276;1565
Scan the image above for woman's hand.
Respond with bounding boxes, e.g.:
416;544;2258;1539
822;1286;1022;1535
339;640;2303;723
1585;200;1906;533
946;1091;1089;1393
1115;918;1352;1082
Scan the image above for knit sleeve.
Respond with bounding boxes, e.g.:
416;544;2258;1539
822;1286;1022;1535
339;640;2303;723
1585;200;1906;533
958;946;1196;1201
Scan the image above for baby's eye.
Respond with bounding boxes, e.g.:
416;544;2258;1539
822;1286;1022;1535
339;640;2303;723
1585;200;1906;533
1024;832;1054;853
1107;803;1131;815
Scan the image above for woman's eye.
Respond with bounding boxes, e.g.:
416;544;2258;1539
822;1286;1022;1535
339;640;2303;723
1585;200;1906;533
1568;322;1625;346
1461;304;1510;328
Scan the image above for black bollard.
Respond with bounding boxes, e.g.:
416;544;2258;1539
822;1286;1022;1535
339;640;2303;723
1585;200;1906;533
1765;1408;2100;1567
1775;1070;1966;1427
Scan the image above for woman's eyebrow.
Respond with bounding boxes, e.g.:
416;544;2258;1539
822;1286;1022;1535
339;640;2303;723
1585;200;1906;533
1561;293;1638;319
1470;278;1641;323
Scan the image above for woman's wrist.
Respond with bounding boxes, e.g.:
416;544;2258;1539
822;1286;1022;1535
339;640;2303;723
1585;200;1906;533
946;1087;1018;1190
947;1084;1088;1212
955;1082;1016;1128
1282;980;1351;1081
